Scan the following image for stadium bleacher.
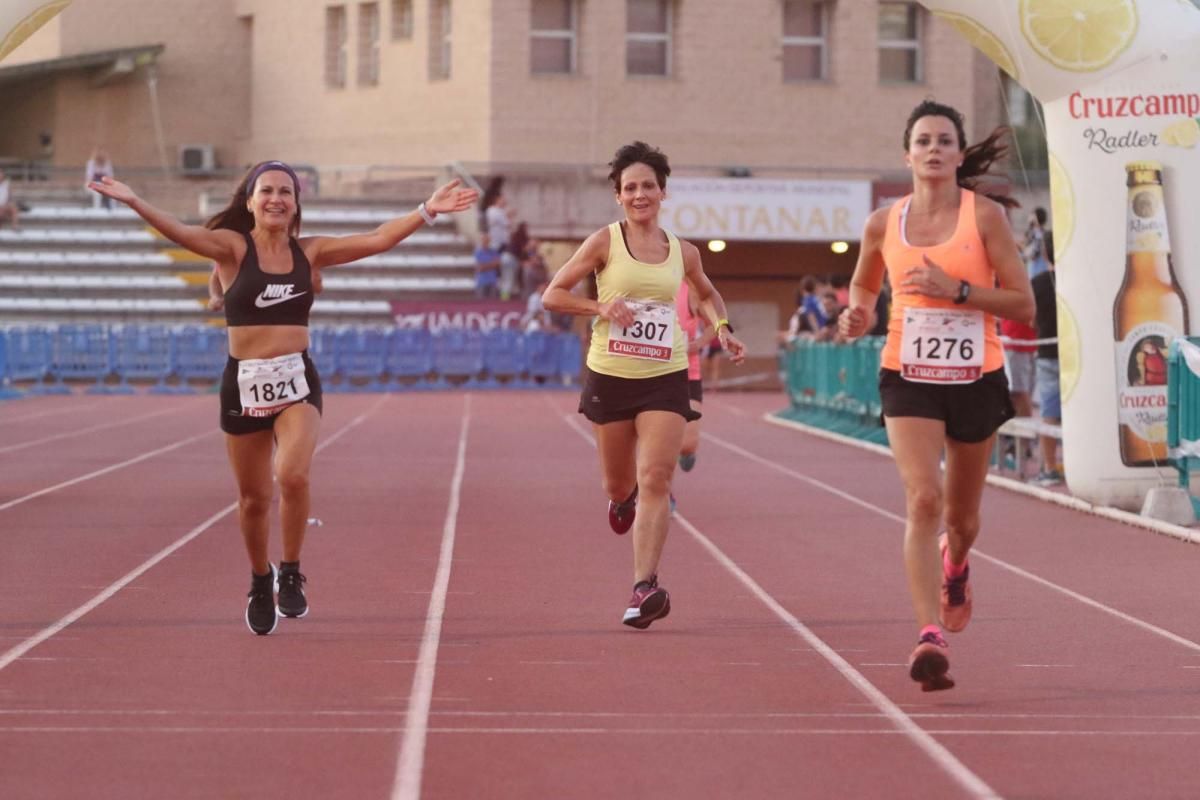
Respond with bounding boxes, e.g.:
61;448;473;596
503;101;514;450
0;196;477;325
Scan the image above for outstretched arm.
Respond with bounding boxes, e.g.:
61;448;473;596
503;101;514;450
88;177;240;263
303;178;478;269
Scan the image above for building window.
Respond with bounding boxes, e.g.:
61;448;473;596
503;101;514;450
626;0;671;77
325;5;348;89
531;0;577;74
782;0;829;82
358;3;381;86
391;0;412;39
429;0;451;79
878;2;921;83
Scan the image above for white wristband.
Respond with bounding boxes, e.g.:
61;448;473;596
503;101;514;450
418;202;437;225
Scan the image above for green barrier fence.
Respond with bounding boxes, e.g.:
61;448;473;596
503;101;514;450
775;336;889;446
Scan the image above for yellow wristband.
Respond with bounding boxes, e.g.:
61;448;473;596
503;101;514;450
716;319;731;332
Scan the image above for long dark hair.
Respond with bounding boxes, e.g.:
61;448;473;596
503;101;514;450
205;161;303;236
607;141;671;192
903;100;1018;209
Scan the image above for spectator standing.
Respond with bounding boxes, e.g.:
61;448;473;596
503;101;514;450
0;169;19;229
1032;230;1062;485
85;148;115;209
473;232;501;298
1023;207;1049;278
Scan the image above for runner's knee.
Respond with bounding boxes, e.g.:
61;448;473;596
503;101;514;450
905;486;942;523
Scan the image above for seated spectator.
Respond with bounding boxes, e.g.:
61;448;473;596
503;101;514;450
520;237;549;296
813;291;843;342
781;276;828;343
474;233;501;299
522;280;551;331
0;169;20;229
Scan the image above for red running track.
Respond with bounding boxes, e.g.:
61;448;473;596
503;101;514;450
1;390;1199;799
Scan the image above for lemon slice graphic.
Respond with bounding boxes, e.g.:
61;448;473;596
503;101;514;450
1048;152;1073;261
0;1;71;63
1056;295;1081;404
934;11;1018;80
1162;118;1200;148
1020;0;1137;72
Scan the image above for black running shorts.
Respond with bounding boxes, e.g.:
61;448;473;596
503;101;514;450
578;367;700;425
878;368;1014;443
688;379;703;403
220;351;323;435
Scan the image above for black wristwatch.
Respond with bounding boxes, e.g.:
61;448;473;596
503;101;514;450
953;280;971;305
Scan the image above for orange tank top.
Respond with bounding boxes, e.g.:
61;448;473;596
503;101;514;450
879;189;1004;378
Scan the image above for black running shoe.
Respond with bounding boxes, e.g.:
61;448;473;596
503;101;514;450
278;565;309;619
245;564;278;636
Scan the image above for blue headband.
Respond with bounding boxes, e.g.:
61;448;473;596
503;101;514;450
247;160;301;197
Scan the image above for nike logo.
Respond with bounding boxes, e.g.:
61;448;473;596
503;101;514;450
254;287;307;308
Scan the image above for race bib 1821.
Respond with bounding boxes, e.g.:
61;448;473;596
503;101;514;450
899;307;985;384
236;352;310;417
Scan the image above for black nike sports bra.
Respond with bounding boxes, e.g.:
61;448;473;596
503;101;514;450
224;233;315;327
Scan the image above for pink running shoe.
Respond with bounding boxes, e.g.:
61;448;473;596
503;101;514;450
908;631;954;692
621;576;670;629
939;533;973;633
607;486;638;535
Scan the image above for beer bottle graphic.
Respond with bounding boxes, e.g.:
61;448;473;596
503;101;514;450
1113;161;1188;467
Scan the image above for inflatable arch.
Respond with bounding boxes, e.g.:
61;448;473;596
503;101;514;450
918;0;1200;510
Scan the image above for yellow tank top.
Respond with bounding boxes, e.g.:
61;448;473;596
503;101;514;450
587;222;689;378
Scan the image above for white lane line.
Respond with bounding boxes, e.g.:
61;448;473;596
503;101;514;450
762;413;1200;546
559;413;1000;800
702;431;1200;655
5;725;1200;736
0;430;215;513
0;400;202;455
0;399;384;672
675;511;1001;800
0;397;121;425
392;394;471;800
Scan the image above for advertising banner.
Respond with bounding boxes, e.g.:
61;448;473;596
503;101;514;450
391;300;524;333
659;177;871;242
920;0;1200;510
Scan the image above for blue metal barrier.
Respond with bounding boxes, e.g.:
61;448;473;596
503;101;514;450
2;327;53;395
481;328;526;387
50;324;113;394
307;327;340;389
1167;337;1200;516
557;333;582;385
335;327;388;392
524;330;562;385
385;328;434;389
0;331;17;399
433;329;485;386
173;325;228;392
113;325;174;394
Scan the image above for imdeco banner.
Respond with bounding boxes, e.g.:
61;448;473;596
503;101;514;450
919;0;1200;510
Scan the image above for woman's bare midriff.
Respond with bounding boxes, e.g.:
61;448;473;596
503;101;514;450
228;325;310;360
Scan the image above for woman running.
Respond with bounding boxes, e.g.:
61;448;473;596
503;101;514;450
90;162;476;635
676;279;707;475
543;141;744;629
838;102;1034;690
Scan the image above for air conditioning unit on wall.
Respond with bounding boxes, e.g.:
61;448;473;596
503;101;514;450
179;144;216;174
